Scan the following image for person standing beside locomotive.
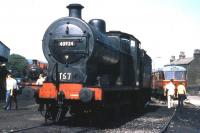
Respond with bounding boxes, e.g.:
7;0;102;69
36;74;45;85
177;82;186;111
164;79;175;108
4;74;18;110
35;74;46;111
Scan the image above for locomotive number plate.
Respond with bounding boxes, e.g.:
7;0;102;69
59;72;72;80
59;41;75;47
53;37;86;52
57;39;82;47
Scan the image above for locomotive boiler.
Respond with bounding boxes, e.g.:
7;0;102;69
35;4;152;122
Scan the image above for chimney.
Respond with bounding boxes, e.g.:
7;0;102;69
194;49;200;58
67;4;84;19
170;56;175;63
32;59;38;65
179;51;185;59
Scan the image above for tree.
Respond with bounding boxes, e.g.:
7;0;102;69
6;54;28;77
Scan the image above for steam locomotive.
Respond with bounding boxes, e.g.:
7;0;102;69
35;4;152;122
27;59;47;81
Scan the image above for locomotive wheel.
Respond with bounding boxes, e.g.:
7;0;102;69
41;103;68;123
54;105;68;122
40;104;55;123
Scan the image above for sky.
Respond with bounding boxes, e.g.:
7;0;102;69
0;0;200;69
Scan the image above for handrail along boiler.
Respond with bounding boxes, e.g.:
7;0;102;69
35;4;152;122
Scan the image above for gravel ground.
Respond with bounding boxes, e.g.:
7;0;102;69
18;102;175;133
167;105;200;133
0;86;200;133
0;87;43;133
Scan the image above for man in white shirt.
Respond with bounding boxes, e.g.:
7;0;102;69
4;74;15;110
164;79;175;108
4;74;18;110
36;74;45;85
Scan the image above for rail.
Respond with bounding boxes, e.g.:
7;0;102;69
160;108;177;133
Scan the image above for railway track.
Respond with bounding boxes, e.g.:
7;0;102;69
93;100;177;133
2;87;200;133
160;108;176;133
0;112;95;133
3;117;98;133
1;98;178;133
2;88;200;133
5;124;51;133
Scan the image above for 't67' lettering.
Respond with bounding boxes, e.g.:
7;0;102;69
59;73;72;80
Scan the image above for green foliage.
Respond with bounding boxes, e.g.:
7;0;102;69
6;54;28;77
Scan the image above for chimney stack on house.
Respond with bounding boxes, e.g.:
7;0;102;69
170;56;176;63
194;49;200;59
179;51;186;59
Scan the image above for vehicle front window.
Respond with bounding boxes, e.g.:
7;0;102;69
175;71;186;80
164;71;174;80
164;71;186;80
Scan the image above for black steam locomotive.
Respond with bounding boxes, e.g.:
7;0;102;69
27;60;42;81
27;59;47;81
35;4;152;122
